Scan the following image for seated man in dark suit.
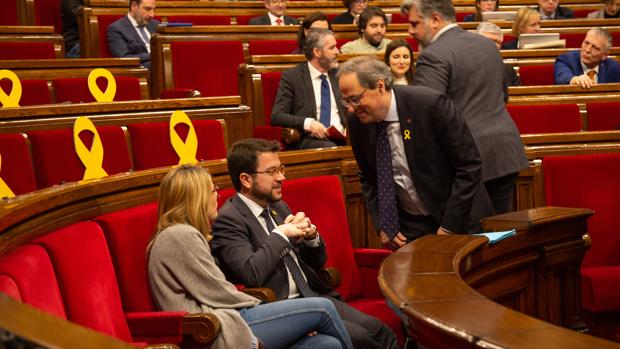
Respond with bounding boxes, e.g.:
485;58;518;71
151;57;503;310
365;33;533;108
476;22;521;86
211;138;399;349
271;29;347;149
555;28;620;88
107;0;160;69
536;0;574;19
249;0;300;25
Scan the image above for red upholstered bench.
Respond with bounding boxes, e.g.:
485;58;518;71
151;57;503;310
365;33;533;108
0;79;52;106
0;42;57;60
586;102;620;131
518;64;555;86
0;133;37;195
248;39;298;55
28;126;132;189
507;103;582;134
52;76;144;103
543;153;620;337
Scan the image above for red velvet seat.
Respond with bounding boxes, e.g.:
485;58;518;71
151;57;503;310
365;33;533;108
281;176;403;346
560;33;586;48
35;221;184;344
0;133;37;195
0;42;57;60
34;0;62;33
518;64;555;86
52;76;143;103
0;0;19;25
0;244;67;319
390;12;409;23
507;103;582;134
166;15;231;25
586;102;620;131
573;9;593;18
543;152;620;312
28;126;131;189
248;39;299;55
456;12;474;21
93;202;159;313
0;79;52;106
170;40;244;97
236;15;254;25
96;15;124;57
127;119;227;171
404;37;419;52
253;71;287;145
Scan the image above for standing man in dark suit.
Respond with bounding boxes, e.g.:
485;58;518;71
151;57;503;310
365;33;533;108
339;56;488;249
107;0;159;69
403;0;528;217
211;138;399;349
555;28;620;88
271;29;347;149
249;0;300;25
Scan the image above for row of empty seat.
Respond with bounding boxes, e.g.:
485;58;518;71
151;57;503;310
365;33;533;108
0;119;226;196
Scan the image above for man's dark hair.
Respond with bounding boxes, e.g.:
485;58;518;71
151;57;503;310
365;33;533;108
303;28;335;60
227;138;281;191
129;0;141;8
297;12;332;50
357;6;387;36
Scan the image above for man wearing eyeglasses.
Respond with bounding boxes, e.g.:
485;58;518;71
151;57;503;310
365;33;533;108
271;29;348;149
212;138;399;349
339;56;491;249
249;0;300;25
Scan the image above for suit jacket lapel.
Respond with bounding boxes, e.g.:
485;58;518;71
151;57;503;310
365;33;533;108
122;16;147;51
599;60;608;83
231;195;270;242
394;88;417;172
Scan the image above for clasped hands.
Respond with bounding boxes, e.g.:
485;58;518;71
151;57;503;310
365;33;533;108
308;120;329;140
277;211;318;242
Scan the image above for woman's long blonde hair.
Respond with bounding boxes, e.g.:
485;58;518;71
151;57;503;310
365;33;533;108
512;7;539;37
147;165;214;257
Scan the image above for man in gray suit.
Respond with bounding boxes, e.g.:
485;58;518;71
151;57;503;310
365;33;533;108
107;0;160;69
402;0;528;216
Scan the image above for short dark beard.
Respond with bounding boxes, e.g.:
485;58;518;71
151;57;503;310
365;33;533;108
250;181;281;205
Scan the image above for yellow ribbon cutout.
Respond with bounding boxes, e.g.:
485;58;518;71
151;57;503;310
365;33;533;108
169;110;198;165
0;154;16;199
0;69;22;108
403;129;411;140
73;116;108;181
87;68;117;102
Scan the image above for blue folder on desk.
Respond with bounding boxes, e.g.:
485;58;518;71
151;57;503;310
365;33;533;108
476;229;517;244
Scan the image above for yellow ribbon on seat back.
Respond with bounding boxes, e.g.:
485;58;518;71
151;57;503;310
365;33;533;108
0;154;16;199
0;69;22;108
169;110;198;165
88;68;117;102
73;116;108;181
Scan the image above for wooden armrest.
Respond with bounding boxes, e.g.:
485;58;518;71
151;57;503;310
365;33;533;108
242;287;277;303
281;128;301;145
181;313;221;344
317;267;341;289
145;344;179;349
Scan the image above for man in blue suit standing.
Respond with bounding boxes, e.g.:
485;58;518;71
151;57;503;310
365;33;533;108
107;0;160;69
555;28;620;88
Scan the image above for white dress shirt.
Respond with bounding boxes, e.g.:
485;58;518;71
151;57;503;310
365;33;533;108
127;13;151;53
303;62;345;133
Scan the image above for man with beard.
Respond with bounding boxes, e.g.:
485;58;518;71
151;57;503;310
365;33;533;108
402;0;528;220
107;0;159;69
211;138;399;349
271;29;347;149
340;7;391;54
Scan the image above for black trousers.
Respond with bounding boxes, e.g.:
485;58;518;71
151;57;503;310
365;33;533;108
322;295;400;349
484;172;519;215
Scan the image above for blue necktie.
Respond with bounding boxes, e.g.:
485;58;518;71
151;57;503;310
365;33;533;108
137;25;149;46
319;75;331;128
376;121;400;239
260;208;318;298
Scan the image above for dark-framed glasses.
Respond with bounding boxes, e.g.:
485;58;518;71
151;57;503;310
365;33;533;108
340;88;368;108
251;165;286;177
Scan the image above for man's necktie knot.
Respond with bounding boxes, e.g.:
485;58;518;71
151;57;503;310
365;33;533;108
586;70;597;80
275;18;283;25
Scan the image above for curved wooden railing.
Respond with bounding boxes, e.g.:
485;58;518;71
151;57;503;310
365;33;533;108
380;207;620;348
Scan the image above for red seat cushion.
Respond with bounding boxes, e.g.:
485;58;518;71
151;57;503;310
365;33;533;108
53;76;142;103
0;244;66;318
0;275;21;300
97;15;125;58
235;15;254;25
28;126;131;188
93;202;159;312
572;9;592;18
0;79;52;106
507;104;582;134
560;33;586;48
35;222;133;341
170;41;244;97
390;12;409;23
586;102;620;131
0;42;57;59
0;1;18;25
34;0;62;33
248;40;298;55
127;119;226;171
582;266;620;312
518;65;555;86
261;71;282;125
0;133;37;195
